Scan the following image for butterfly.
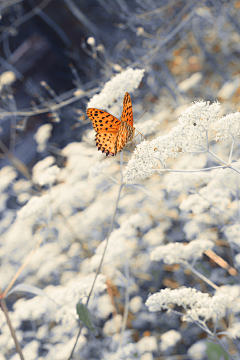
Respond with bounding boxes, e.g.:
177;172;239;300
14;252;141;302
87;92;135;156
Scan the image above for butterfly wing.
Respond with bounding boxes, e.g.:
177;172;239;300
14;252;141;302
115;92;135;154
87;108;121;132
95;131;118;156
87;94;134;156
116;121;135;154
121;92;133;127
87;108;121;156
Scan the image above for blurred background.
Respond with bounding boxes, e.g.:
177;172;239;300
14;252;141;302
1;1;240;359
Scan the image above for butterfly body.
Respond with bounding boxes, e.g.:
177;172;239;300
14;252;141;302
87;92;135;156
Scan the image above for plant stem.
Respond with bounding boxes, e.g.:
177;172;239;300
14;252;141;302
118;259;130;350
0;290;24;360
68;153;124;360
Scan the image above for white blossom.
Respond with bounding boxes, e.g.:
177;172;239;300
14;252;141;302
87;68;145;109
37;165;60;186
150;239;214;264
178;100;221;131
34;124;53;152
129;296;143;313
0;166;17;192
224;223;240;246
112;342;138;360
146;288;233;323
88;161;109;178
13;179;32;194
97;294;115;319
215;285;240;313
0;71;16;90
87;37;95;46
213;112;240;141
160;330;182;352
187;340;207;359
32;156;56;185
124;101;221;182
217;80;239;100
137;336;158;354
235;253;240;267
180;186;231;214
178;72;203;92
228;322;240;338
165;170;212;193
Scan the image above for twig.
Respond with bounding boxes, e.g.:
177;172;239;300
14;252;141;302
0;289;25;360
118;259;130;350
68;153;125;359
181;260;219;290
3;232;47;298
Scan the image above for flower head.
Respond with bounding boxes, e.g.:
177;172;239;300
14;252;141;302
213;112;240;141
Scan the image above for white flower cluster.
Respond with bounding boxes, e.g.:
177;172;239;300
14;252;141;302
32;156;60;186
34;123;53;153
124;101;221;181
109;336;158;360
87;68;145;109
0;71;16;91
213;111;240;141
12;273;107;327
0;166;17;193
164;168;212;193
112;343;139;360
187;340;207;360
178;101;221;132
160;330;182;352
224;223;240;247
180;187;231;215
146;288;233;323
150;239;214;264
88;161;109;178
90;213;151;272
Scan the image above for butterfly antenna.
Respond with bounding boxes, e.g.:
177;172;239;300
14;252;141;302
135;110;147;124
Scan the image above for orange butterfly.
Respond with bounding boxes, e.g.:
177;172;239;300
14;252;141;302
87;92;135;156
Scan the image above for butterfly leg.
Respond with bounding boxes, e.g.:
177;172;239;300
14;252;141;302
125;146;135;154
135;130;148;141
132;139;140;146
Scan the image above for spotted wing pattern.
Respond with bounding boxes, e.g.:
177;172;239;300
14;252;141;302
121;92;133;127
86;108;120;155
116;92;135;153
86;109;121;132
116;121;135;154
95;131;118;156
87;92;135;156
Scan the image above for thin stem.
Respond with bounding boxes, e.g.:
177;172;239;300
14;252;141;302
159;165;227;173
208;149;229;166
208;147;240;176
228;164;240;175
214;336;236;360
0;289;25;360
87;185;123;303
118;259;130;350
0;89;93;119
206;129;209;150
3;231;48;298
236;175;240;222
171;305;235;359
181;261;219;290
229;138;235;164
68;157;124;360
